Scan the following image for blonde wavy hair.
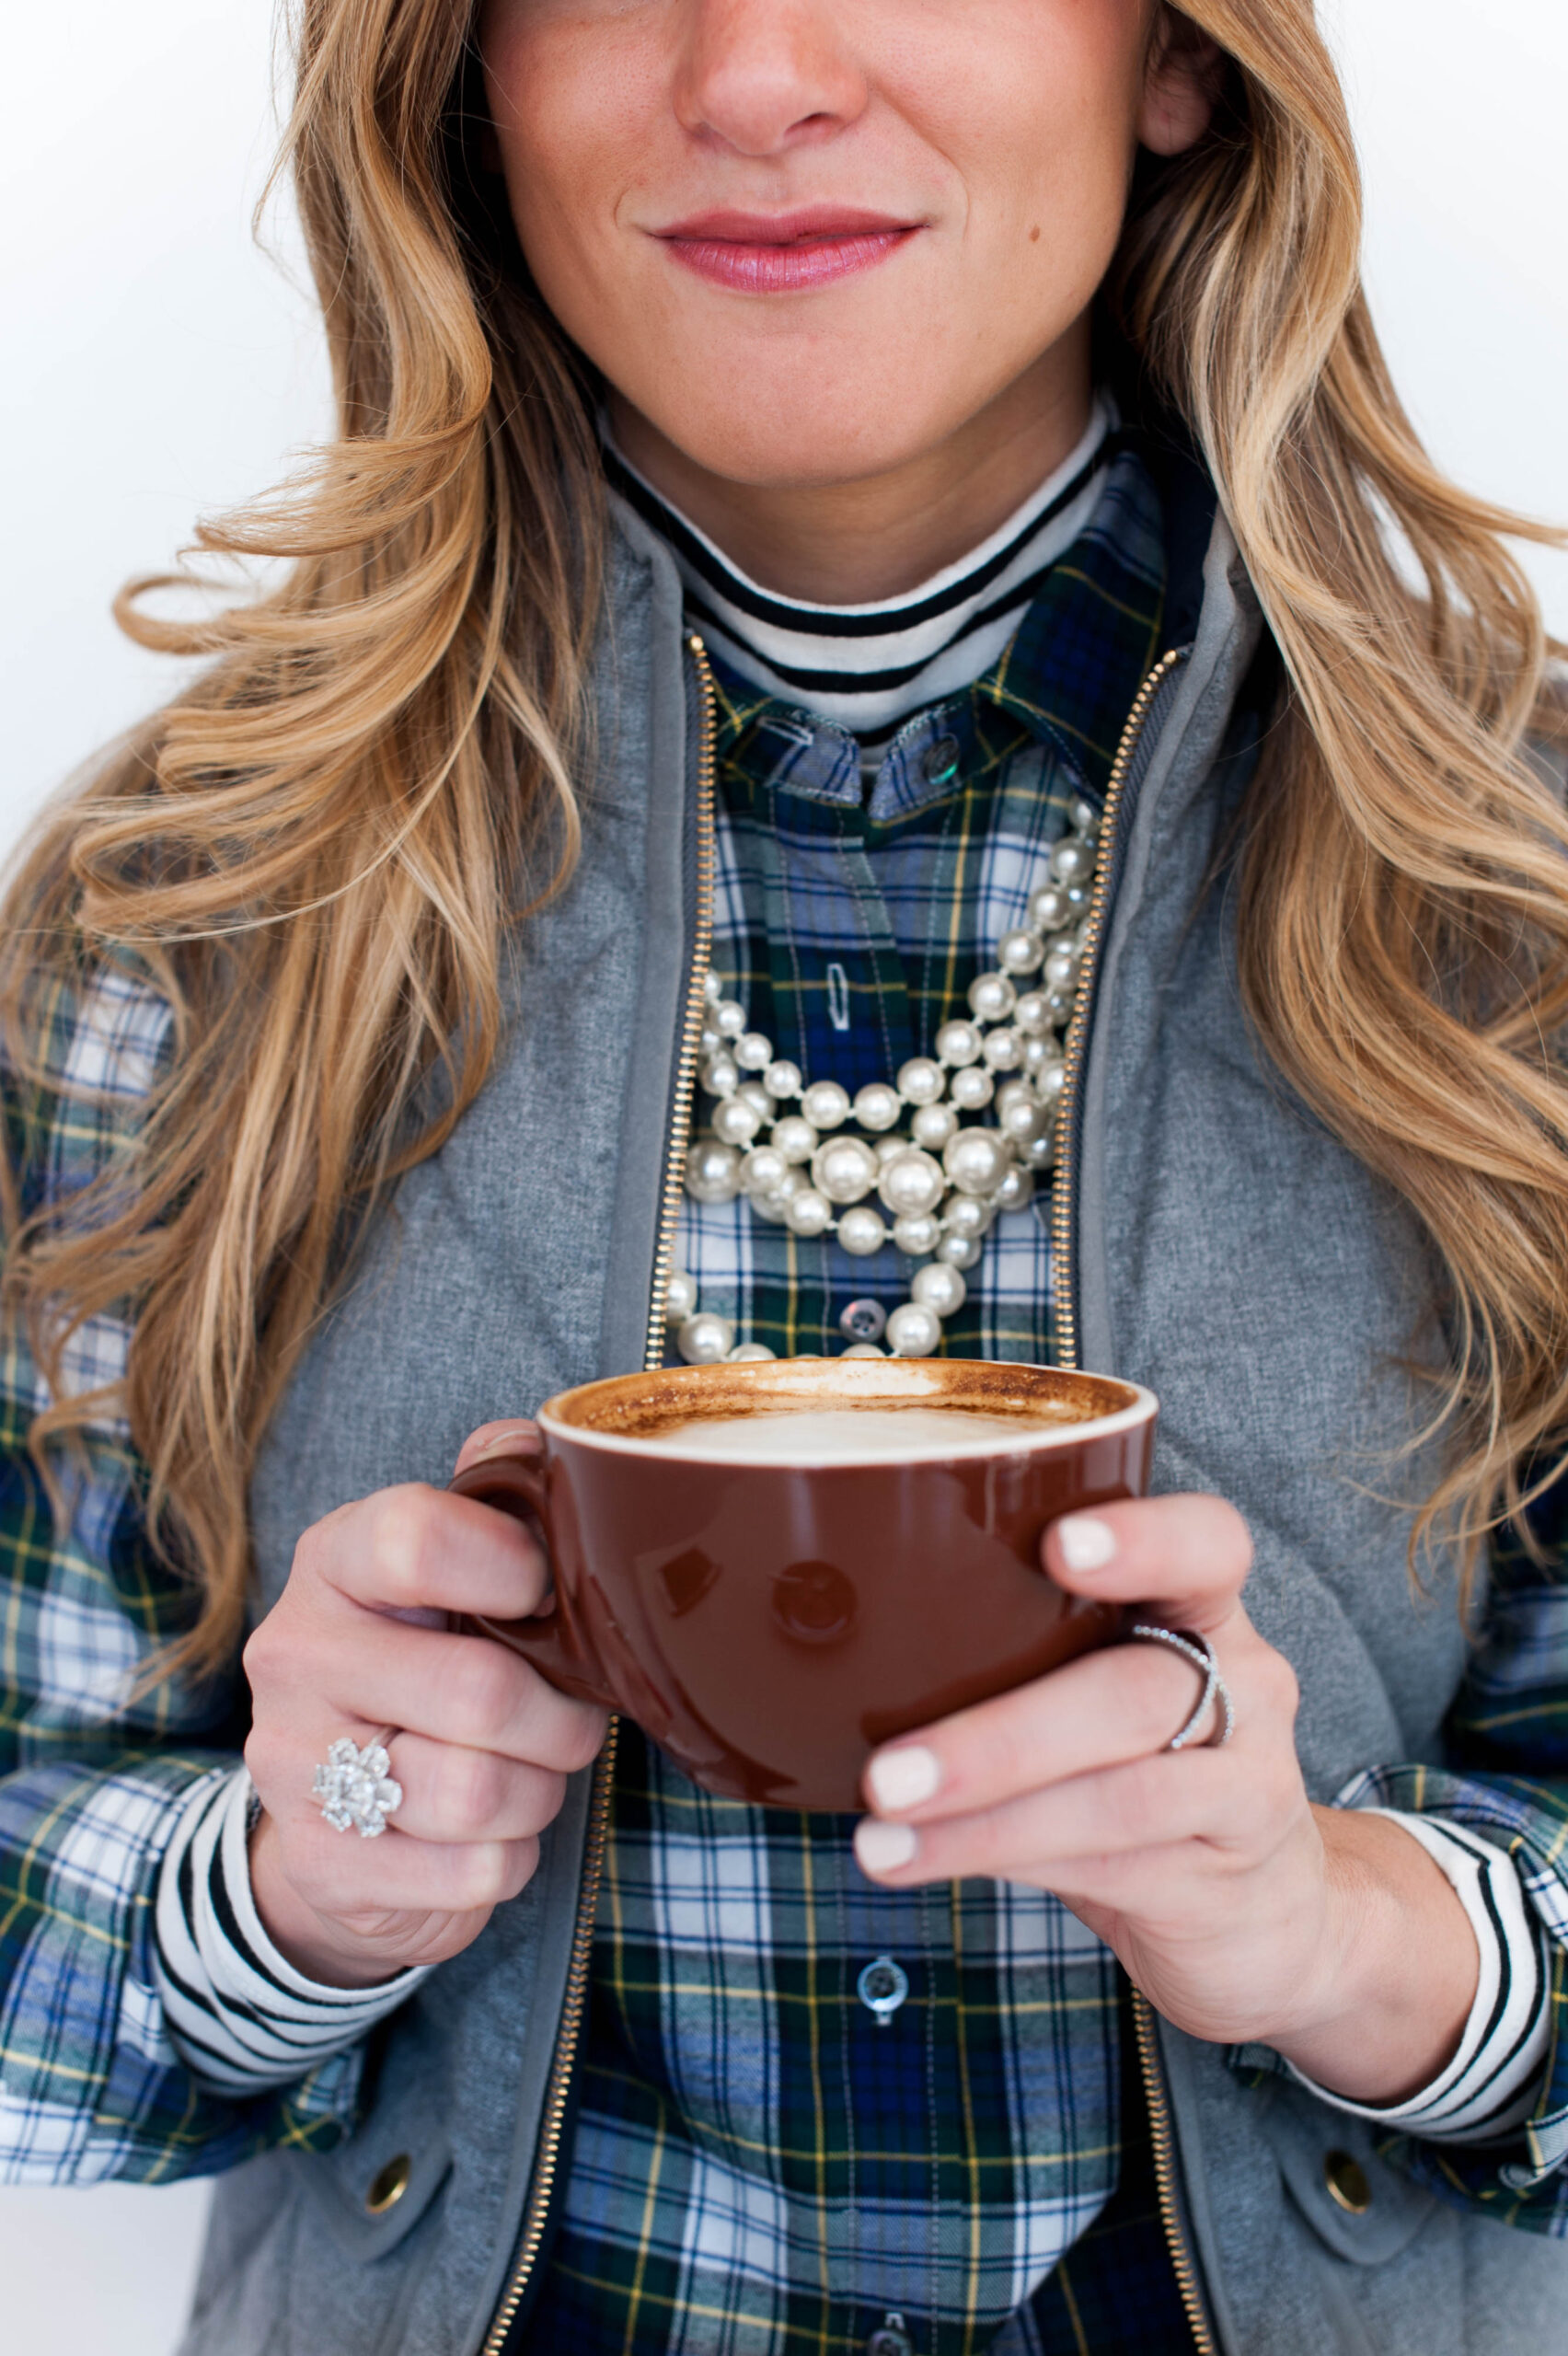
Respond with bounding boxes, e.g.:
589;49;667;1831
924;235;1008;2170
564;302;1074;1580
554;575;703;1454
3;0;1565;1683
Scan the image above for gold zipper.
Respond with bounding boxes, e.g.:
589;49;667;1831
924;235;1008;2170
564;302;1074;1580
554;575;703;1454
480;637;721;2356
1047;646;1216;2356
1133;1986;1216;2356
1048;645;1183;1374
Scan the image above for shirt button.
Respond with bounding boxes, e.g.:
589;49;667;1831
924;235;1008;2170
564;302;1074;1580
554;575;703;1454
866;2317;915;2356
921;734;961;786
857;1954;909;2025
839;1299;887;1343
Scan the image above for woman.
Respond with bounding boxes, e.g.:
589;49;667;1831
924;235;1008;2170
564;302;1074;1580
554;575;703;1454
3;1;1566;2350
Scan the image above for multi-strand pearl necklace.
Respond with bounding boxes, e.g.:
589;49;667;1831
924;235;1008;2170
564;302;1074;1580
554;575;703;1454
666;791;1101;1362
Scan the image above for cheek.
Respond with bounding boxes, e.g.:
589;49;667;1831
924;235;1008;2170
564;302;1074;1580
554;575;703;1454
481;11;654;294
904;2;1146;260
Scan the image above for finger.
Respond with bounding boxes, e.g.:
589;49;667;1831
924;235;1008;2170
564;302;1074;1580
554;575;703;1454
303;1482;552;1620
278;1618;607;1772
454;1420;543;1476
1042;1493;1253;1634
363;1734;568;1846
278;1819;541;1919
862;1633;1228;1821
856;1749;1249;1886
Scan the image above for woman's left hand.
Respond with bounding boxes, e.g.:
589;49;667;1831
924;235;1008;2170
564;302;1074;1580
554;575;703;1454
854;1494;1478;2105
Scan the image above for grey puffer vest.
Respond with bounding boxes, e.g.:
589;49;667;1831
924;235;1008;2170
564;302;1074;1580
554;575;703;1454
177;491;1568;2356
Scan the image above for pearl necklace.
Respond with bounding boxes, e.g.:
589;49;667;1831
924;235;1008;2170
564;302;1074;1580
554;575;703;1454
667;792;1101;1363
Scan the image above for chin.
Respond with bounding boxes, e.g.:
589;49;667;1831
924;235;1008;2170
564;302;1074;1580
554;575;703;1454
632;379;965;494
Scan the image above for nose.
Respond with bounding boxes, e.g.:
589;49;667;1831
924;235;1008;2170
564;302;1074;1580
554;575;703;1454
674;0;870;158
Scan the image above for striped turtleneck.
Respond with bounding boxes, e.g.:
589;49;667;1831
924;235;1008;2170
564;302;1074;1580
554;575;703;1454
603;396;1117;750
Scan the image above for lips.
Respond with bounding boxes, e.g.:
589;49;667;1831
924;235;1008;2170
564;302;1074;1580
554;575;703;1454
655;206;920;294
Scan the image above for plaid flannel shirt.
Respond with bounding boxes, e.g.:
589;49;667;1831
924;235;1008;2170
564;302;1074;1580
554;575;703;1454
2;449;1568;2356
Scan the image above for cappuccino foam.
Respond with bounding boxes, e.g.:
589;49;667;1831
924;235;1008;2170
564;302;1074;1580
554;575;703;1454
641;1403;1083;1464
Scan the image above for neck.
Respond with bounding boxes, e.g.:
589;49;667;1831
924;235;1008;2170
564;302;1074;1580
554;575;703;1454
606;324;1093;606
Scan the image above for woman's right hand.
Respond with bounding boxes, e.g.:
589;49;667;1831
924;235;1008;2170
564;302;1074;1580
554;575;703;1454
243;1420;609;1989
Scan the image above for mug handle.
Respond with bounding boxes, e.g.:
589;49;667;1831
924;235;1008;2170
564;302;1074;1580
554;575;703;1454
447;1455;618;1710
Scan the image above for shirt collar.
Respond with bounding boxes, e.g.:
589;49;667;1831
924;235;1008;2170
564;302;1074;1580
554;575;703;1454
709;440;1167;825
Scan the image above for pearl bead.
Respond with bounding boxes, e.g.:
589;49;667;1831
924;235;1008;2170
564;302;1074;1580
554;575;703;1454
997;929;1044;976
893;1210;941;1255
712;1095;763;1145
886;1301;941;1357
1043;944;1079;992
936;1232;982;1270
911;1103;958;1150
1043;987;1076;1023
875;1134;910;1162
943;1127;1012;1196
934;1020;983;1068
1027;1133;1057;1170
967;971;1016;1022
801;1080;851;1131
945;1193;992;1239
982;1027;1022;1071
742;1144;789;1197
677;1311;734;1363
1022;1034;1052;1074
715;999;746;1037
765;1060;803;1099
728;1342;777;1361
950;1064;995;1110
1069;796;1099;835
997;1090;1048;1146
1064;883;1090;910
685;1140;742;1203
812;1136;879;1205
853;1082;903;1132
840;1342;887;1359
752;1169;802;1222
995;1162;1034;1212
771;1116;818;1164
1050;837;1096;886
1029;884;1070;933
837;1205;889;1256
912;1262;967;1318
699;1022;722;1055
876;1147;945;1218
703;1051;739;1095
704;971;723;1006
734;1031;773;1071
1013;991;1052;1037
739;1080;771;1117
896;1057;946;1106
784;1187;833;1237
664;1269;699;1322
1034;1057;1066;1102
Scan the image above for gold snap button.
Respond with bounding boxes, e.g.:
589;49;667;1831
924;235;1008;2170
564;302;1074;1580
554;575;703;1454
1323;2149;1372;2216
365;2153;412;2215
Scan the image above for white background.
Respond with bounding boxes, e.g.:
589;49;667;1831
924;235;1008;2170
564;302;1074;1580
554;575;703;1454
2;4;1565;2350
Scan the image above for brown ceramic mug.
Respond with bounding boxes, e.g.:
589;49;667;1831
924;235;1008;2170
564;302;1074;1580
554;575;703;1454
450;1356;1158;1810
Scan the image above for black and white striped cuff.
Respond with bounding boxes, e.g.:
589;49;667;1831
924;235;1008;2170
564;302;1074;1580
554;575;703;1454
1292;1809;1551;2143
153;1766;426;2094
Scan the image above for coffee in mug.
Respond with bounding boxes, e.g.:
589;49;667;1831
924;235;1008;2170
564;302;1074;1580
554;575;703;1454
451;1356;1157;1810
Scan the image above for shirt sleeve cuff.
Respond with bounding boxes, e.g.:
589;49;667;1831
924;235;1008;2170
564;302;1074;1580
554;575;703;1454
153;1766;426;2094
1286;1807;1551;2143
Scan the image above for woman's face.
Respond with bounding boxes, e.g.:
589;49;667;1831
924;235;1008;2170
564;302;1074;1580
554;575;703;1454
480;0;1215;493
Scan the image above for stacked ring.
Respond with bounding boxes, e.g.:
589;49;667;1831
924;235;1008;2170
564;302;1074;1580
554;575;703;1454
1126;1625;1235;1751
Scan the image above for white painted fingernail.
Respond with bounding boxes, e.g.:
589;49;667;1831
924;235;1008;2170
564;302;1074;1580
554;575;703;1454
855;1819;919;1876
866;1745;942;1813
1056;1514;1117;1573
